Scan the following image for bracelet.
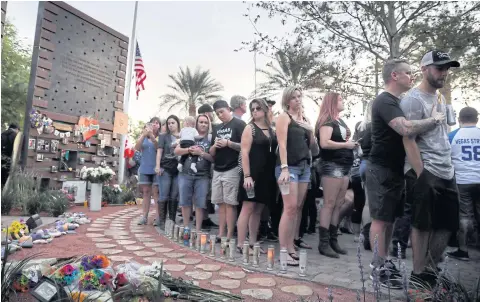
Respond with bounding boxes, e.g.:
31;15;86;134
244;175;251;179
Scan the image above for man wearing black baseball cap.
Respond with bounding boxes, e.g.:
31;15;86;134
198;104;215;124
210;100;246;239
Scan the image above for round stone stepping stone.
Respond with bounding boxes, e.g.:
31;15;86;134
101;249;123;255
130;230;144;233
152;247;173;253
91;238;112;242
241;289;274;300
110;235;131;240
133;251;156;257
141;238;155;242
280;285;313;296
94;220;110;223
164;252;186;258
110;224;125;227
117;240;137;245
195;264;221;272
87;228;104;232
90;224;108;228
108;226;125;230
124;245;144;251
246;277;276;287
220;271;246;279
95;243;117;249
104;230;129;236
134;233;153;238
163;264;186;272
178;258;202;265
144;242;163;248
211;279;241;289
86;233;105;238
109;256;133;262
185;271;212;280
144;257;168;263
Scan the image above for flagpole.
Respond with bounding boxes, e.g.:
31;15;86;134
118;1;138;184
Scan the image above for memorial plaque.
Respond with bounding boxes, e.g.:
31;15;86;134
21;1;128;186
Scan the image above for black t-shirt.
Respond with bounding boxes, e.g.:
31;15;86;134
211;117;246;172
368;92;405;174
320;118;353;166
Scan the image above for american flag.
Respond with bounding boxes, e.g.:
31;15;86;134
135;42;146;97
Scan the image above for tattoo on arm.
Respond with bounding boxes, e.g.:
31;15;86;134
228;141;241;151
388;117;436;137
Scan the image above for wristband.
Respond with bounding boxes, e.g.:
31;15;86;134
244;175;251;179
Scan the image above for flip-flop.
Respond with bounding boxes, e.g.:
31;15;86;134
289;252;299;261
286;255;299;266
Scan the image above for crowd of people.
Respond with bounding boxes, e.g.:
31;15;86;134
133;49;479;290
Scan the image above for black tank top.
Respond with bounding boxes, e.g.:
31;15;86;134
277;114;310;166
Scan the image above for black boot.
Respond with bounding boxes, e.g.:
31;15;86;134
318;226;339;258
329;224;347;255
157;200;167;229
168;199;179;221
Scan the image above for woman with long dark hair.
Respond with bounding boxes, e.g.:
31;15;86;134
135;117;162;225
237;98;277;254
316;92;356;258
275;86;317;266
174;114;213;232
155;115;181;227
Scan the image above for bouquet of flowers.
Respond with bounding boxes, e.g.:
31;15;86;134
6;220;29;240
79;269;113;291
12;274;34;292
52;264;80;286
80;255;110;271
80;166;115;183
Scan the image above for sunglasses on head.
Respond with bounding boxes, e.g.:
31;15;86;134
251;106;262;112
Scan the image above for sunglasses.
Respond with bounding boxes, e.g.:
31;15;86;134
251;106;262;112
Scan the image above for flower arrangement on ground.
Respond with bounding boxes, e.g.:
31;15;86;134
52;264;80;286
78;269;113;291
80;166;115;183
80;255;110;271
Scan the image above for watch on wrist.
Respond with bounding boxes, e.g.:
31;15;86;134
280;164;288;170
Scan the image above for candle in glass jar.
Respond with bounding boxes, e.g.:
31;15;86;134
178;226;185;243
190;230;197;249
209;235;216;257
299;249;307;276
252;242;260;267
267;245;274;270
173;225;179;241
200;233;207;254
228;238;236;262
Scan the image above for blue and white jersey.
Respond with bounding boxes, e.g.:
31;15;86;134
448;126;480;184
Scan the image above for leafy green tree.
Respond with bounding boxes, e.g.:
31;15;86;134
128;119;145;142
159;67;223;117
1;21;31;129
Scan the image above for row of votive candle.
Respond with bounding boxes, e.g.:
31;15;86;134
164;220;308;275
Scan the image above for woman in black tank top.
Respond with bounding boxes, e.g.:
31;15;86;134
275;86;317;266
315;92;357;258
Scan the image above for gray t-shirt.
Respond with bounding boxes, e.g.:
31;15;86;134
181;135;212;177
158;134;179;169
400;87;454;180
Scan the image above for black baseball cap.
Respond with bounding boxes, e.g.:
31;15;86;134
421;50;460;68
9;123;19;130
198;104;214;114
265;99;276;106
212;100;231;111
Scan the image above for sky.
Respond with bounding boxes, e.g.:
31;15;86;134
6;1;475;132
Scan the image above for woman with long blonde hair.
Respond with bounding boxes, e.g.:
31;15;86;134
316;92;357;258
275;86;317;266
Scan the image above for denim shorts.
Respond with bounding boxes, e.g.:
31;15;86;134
157;170;179;202
275;159;311;183
138;173;159;186
178;174;210;209
320;161;351;179
359;159;369;183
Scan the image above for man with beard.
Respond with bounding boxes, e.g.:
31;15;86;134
367;59;445;289
401;50;460;288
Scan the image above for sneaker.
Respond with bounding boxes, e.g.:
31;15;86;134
446;249;469;261
370;264;403;289
370;259;400;273
409;271;438;290
201;218;218;229
390;246;407;259
137;217;147;225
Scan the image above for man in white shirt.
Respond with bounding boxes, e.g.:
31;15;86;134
447;107;480;261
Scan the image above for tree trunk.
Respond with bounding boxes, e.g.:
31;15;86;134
440;77;453;105
188;103;196;117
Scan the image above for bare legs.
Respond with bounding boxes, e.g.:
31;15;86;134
319;177;349;228
181;206;204;232
217;203;237;239
237;201;265;247
293;183;309;242
370;219;394;264
279;182;298;255
141;184;153;220
412;228;451;274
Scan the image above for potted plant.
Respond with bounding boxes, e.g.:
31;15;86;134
80;166;115;212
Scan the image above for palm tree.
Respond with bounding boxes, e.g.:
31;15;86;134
255;46;326;104
159;67;223;116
